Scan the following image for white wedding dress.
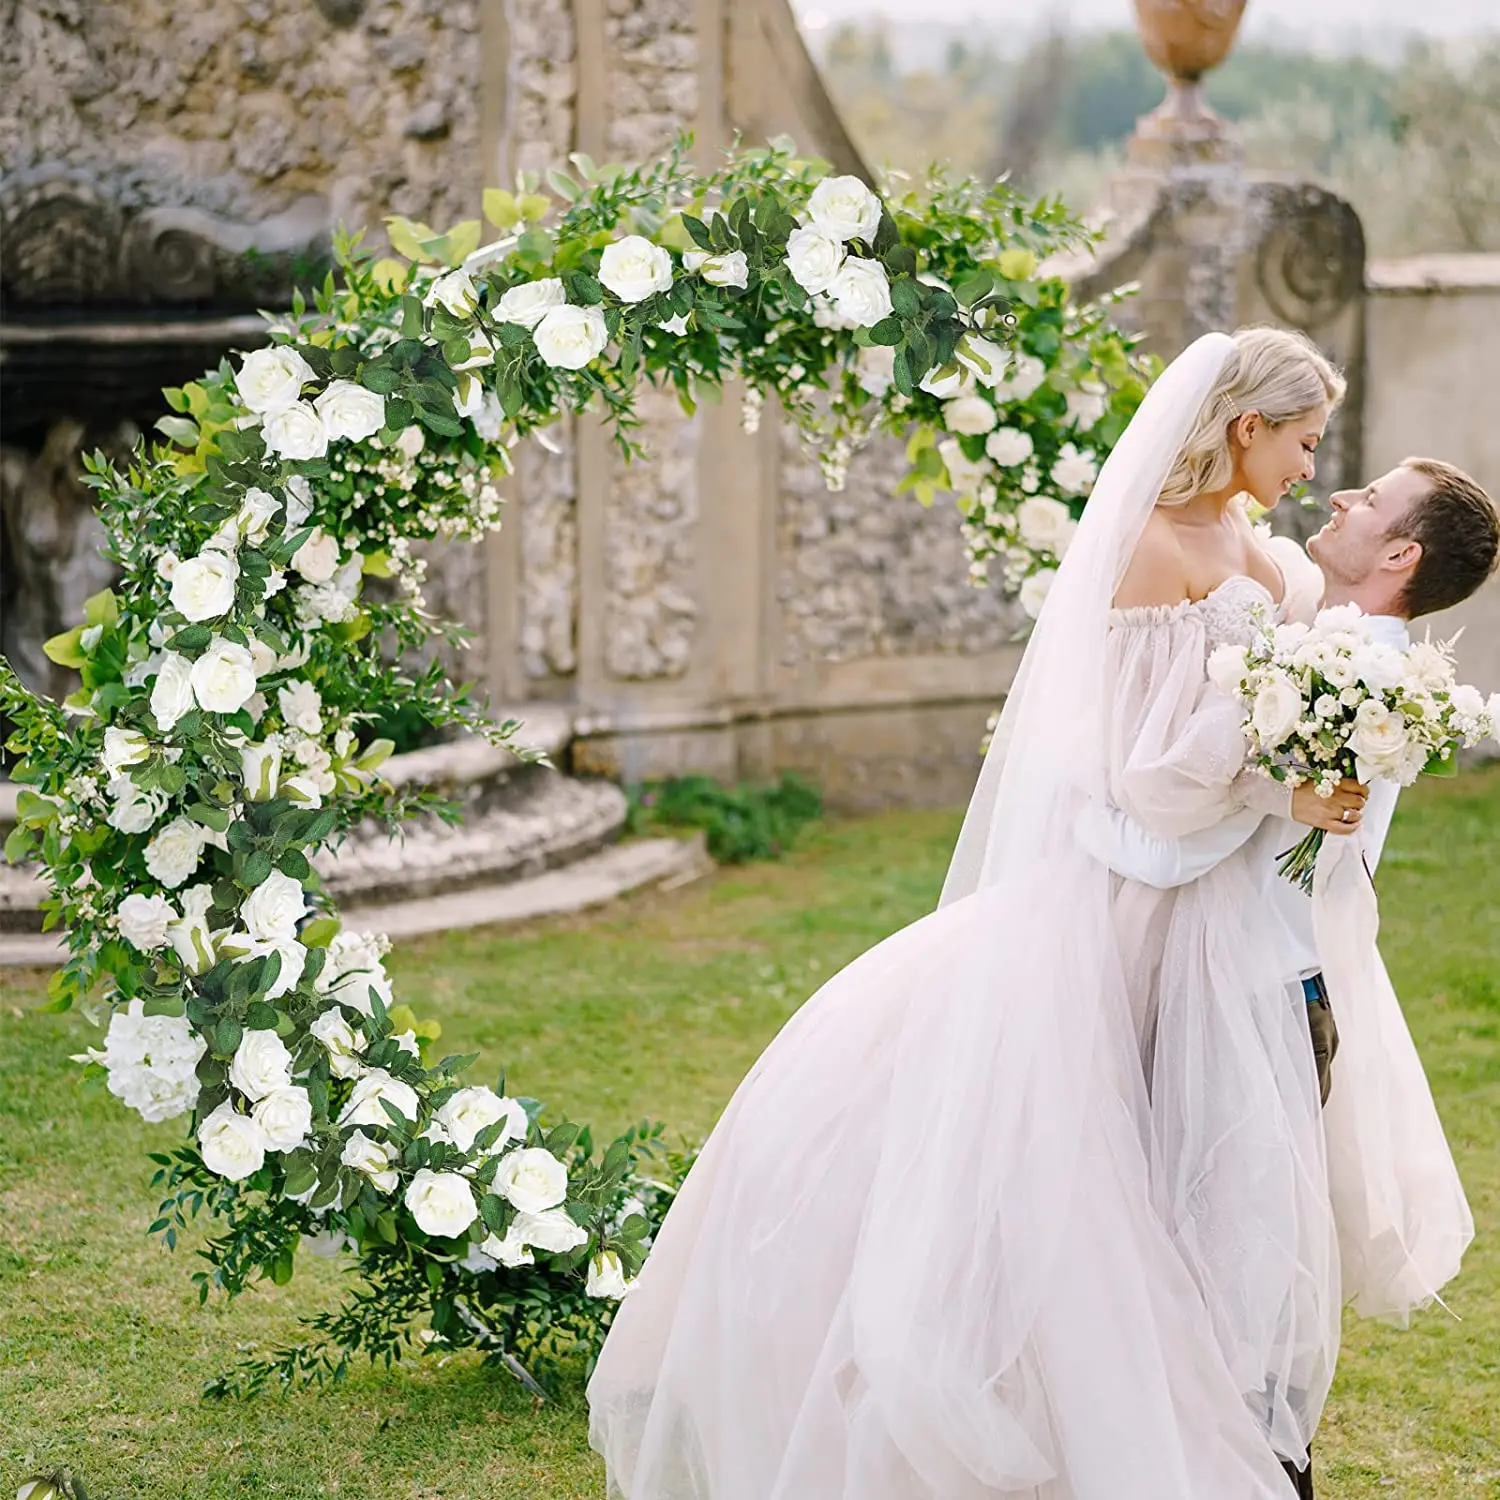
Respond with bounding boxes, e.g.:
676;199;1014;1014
586;336;1471;1499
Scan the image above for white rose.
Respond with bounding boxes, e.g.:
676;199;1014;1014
784;225;845;295
102;726;151;776
424;269;479;316
229;1028;294;1102
937;438;990;498
918;361;978;400
143;817;205;889
253;1085;313;1151
658;312;690;337
1016;497;1075;558
985;428;1034;468
955;334;1010;388
99;999;205;1122
198;1102;267;1181
996;352;1047;403
314;380;386;443
944;395;998;436
190;638;257;714
811;294;860;330
1066;383;1109;430
235;487;282;545
171;549;240;622
277;680;323;735
598;235;673;303
339;1068;420;1128
167;883;217;975
1402;640;1454;693
1019;568;1058;620
240;868;306;945
304;1229;352;1259
512;1206;589;1255
855;345;896;397
155;550;180;581
310;1006;367;1079
479;1225;535;1268
340;1129;398;1192
1350;642;1406;695
291;527;340;584
263;402;330;461
585;1249;635;1300
806;174;883;242
235;346;315;415
471;388;505;443
683;249;749;288
244;937;307;1002
240;737;283;801
1207;644;1250;698
496;277;567;329
532;304;609;370
404;1169;479;1239
828;258;893;328
116;892;177;951
1051;442;1098;497
394;423;426;459
1250;672;1304;749
1347;699;1410;777
493;1146;568;1215
435;1086;529;1154
105;775;167;835
147;653;196;731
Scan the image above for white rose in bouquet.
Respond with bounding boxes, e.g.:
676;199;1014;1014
1350;641;1407;695
811;294;860;330
996;353;1046;403
339;1068;420;1127
240;737;283;801
784;225;844;295
150;653;196;730
512;1206;589;1254
1019;569;1057;620
199;1102;267;1181
532;304;609;369
247;937;307;1002
985;428;1034;468
106;775;167;835
240;869;306;945
480;1224;536;1268
1250;671;1303;749
168;883;217;975
1450;682;1486;720
806;174;883;242
263;402;330;462
1017;497;1075;558
143;817;205;889
938;438;990;498
496;277;567;328
599;235;673;303
586;1249;635;1300
341;1129;399;1191
190;639;257;714
919;362;978;400
283;474;314;530
828;258;893;328
1051;442;1098;497
171;549;239;622
855;345;895;397
1347;698;1412;781
944;395;998;436
291;527;340;584
956;334;1010;388
493;1146;568;1214
435;1086;530;1154
424;269;479;316
253;1085;313;1151
404;1169;479;1238
314;380;386;443
102;726;150;776
236;346;315;415
1403;640;1456;693
1065;383;1109;430
683;249;749;288
116;892;176;951
235;487;282;545
310;1006;367;1079
100;998;206;1122
229;1028;295;1102
657;312;690;337
278;680;323;735
1207;643;1250;698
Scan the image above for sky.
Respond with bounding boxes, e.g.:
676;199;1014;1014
793;0;1498;54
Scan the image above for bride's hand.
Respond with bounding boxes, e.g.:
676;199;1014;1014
1291;778;1369;834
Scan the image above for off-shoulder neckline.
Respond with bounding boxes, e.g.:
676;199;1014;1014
1107;573;1281;627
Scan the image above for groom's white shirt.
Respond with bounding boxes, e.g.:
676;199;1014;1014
1085;612;1411;982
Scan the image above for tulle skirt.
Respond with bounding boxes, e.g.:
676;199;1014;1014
587;850;1338;1500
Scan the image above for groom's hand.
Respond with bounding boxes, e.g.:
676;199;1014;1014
1291;778;1368;835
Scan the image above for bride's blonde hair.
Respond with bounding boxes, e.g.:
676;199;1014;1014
1157;326;1346;507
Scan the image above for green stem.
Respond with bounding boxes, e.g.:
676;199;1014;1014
1276;828;1324;895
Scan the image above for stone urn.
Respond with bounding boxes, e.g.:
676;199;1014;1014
1130;0;1249;160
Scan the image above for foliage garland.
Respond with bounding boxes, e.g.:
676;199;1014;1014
1;137;1149;1395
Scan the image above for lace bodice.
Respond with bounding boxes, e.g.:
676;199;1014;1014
1108;574;1282;652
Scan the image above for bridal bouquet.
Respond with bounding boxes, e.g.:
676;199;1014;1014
1208;604;1499;891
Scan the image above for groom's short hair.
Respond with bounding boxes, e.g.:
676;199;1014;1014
1392;458;1500;618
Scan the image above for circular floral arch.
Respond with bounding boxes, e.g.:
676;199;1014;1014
1;139;1150;1394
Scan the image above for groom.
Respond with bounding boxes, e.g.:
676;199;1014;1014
1082;454;1499;1499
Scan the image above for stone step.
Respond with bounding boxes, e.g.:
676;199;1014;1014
0;834;710;969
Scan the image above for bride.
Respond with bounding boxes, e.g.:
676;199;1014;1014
586;330;1471;1499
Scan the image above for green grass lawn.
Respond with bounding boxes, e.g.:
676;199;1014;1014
2;774;1498;1498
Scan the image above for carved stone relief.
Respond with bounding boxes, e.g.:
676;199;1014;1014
517;425;579;680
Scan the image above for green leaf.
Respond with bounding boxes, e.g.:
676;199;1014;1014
245;1001;281;1029
278;849;311;880
300;916;340;949
955;269;995;307
83;589;120;628
567;272;604;307
680;214;713;251
213;1018;243;1057
187;802;230;833
889;279;921;320
155;415;200;448
167;625;212;652
867;316;903;347
480;1193;510;1234
483;188;523;230
892;347;914;399
42;627;87;669
241;850;273;887
383;395;413;429
401;295;425;340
